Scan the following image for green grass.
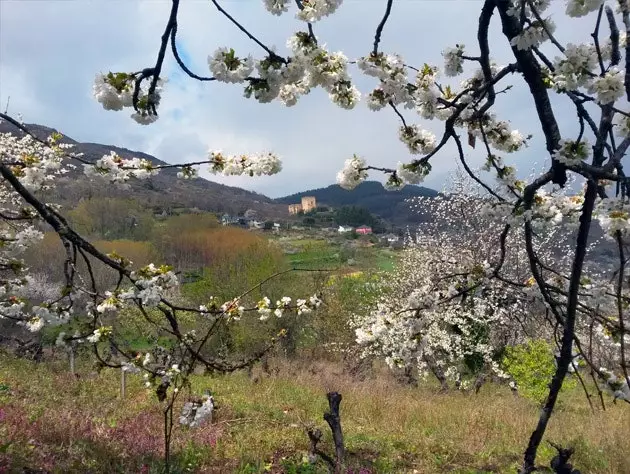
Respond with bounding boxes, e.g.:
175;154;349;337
1;354;628;473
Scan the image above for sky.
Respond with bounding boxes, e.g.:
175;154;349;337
0;0;605;198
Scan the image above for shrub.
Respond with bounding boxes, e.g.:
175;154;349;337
502;340;576;406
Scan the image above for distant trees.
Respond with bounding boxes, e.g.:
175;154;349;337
68;198;154;240
334;205;375;228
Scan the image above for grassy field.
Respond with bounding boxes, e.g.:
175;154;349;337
1;354;628;474
278;236;398;273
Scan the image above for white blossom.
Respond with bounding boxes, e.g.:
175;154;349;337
295;0;342;22
510;18;556;51
336;154;368;190
208;47;254;83
566;0;604;17
263;0;291;15
588;68;625;104
398;125;436;155
443;44;465;77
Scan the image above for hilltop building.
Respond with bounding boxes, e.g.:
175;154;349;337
288;204;302;215
288;196;317;215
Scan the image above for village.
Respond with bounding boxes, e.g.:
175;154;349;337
218;195;403;250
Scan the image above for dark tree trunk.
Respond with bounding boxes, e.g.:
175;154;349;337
324;392;345;473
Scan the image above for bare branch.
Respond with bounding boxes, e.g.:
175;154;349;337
373;0;394;54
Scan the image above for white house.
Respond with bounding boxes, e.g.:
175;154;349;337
249;220;264;229
338;225;354;233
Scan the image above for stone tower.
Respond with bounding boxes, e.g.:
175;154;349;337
301;196;317;213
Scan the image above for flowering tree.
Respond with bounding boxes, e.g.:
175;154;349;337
352;170;605;394
3;0;630;471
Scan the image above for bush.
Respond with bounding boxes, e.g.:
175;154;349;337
502;340;576;406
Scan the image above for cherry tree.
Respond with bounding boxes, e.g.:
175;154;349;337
352;169;613;397
2;0;630;471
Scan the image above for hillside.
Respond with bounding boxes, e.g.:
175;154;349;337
0;122;288;218
276;181;439;224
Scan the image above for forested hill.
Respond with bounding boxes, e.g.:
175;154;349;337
276;181;439;224
0;122;288;217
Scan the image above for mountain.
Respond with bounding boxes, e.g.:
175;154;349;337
276;181;439;224
0;122;288;218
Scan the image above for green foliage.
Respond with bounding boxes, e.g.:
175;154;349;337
312;271;383;346
502;340;576;405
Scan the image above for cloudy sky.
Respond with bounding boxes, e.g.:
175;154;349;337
0;0;602;197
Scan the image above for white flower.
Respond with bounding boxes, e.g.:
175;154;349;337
279;83;304;107
97;292;120;313
296;0;342;22
208;47;254;83
398;125;436;155
510;18;555;51
55;332;67;348
553;139;591;165
614;113;630;138
329;81;361;109
177;166;198;179
257;296;272;320
552;43;598;91
443;44;465;77
209;150;282;177
25;316;44;332
87;326;112;343
263;0;291;15
588;68;625;105
566;0;604;17
93;73;129;111
309;295;322;308
131;112;158;126
367;88;389;111
336;155;368;190
397;162;430;184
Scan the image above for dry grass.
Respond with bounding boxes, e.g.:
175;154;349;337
1;354;628;473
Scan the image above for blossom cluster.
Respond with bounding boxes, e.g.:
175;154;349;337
93;72;165;125
83;151;158;183
256;294;322;320
263;0;342;22
0;132;74;190
96;264;179;312
594;197;630;240
336;154;368;190
206;32;360;110
82;149;283;185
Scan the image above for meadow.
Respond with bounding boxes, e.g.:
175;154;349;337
1;354;628;474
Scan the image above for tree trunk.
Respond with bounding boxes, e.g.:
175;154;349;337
324;392;345;474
